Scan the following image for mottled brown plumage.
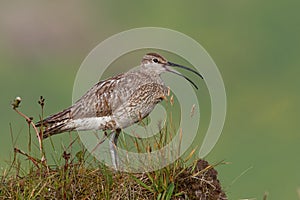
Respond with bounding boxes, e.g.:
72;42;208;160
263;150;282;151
35;53;203;168
36;53;203;137
36;72;167;138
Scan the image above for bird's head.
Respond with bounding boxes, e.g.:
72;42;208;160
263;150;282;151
141;53;203;89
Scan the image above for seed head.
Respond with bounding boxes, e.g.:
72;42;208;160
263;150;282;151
12;96;22;109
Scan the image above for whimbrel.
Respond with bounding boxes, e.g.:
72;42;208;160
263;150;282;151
36;53;203;169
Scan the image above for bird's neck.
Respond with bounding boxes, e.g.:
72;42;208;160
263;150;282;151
131;67;164;85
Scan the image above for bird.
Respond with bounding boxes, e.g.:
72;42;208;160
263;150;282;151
35;53;203;169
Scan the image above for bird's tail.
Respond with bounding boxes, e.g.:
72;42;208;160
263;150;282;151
35;108;75;138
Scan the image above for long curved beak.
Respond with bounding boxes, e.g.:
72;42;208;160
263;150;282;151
166;61;203;90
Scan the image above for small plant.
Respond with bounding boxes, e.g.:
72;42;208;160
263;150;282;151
0;96;227;199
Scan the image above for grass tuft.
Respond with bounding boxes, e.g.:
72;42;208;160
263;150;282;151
1;96;227;199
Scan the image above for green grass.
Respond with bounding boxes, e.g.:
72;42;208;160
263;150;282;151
0;97;227;199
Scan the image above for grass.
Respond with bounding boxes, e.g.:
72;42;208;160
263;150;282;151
0;96;227;199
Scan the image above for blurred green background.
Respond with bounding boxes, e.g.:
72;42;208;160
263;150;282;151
1;1;299;199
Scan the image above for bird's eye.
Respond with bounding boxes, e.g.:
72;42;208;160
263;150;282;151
153;58;159;63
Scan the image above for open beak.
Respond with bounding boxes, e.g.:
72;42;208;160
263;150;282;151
166;61;203;90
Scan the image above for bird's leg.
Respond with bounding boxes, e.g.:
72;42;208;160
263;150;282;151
109;128;121;170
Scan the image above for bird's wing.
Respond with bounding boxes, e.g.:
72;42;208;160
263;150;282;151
70;71;156;119
36;73;126;127
70;73;128;119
